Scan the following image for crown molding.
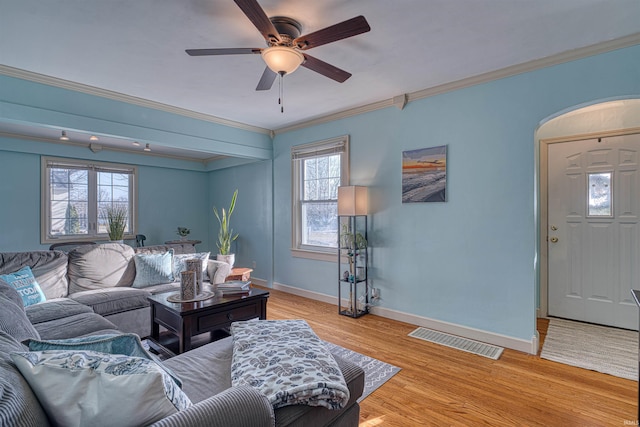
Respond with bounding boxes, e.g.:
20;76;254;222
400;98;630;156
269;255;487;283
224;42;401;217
275;33;640;135
0;65;271;136
3;32;639;139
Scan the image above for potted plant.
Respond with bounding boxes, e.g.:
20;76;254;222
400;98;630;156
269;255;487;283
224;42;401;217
176;227;190;241
213;189;238;267
340;223;367;280
103;204;128;242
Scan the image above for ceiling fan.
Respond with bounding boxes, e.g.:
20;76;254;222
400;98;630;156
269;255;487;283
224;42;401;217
186;0;371;92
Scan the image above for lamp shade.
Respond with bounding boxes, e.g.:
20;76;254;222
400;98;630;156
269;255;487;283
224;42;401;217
261;46;304;74
338;186;368;216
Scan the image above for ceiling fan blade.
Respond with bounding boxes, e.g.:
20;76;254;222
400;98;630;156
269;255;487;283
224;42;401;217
186;48;262;56
256;67;277;91
301;54;351;83
294;15;370;50
233;0;282;43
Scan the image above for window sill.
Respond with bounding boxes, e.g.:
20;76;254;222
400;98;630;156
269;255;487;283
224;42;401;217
290;248;337;262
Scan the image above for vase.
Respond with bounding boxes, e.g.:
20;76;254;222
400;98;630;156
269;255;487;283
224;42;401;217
185;258;203;295
180;270;196;300
217;253;235;268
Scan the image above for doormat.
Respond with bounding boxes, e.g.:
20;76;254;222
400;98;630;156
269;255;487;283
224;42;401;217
408;327;504;360
540;317;637;381
324;341;401;402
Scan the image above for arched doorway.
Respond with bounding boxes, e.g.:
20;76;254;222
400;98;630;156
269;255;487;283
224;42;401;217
537;98;640;329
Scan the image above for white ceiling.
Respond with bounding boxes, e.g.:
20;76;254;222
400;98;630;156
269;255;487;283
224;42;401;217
1;0;639;157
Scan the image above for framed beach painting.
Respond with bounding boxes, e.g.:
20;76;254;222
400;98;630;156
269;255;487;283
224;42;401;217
402;145;447;203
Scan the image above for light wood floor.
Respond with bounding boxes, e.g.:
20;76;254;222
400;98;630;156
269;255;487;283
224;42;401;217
260;286;637;426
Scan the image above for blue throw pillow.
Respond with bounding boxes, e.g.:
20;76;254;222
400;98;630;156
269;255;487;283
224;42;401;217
132;250;174;288
0;266;46;307
26;333;182;387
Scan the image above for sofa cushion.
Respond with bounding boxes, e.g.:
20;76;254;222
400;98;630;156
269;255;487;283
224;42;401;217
141;282;181;295
25;299;94;325
0;266;46;307
69;288;150;316
0;331;49;427
33;312;118;341
0;250;69;299
67;243;136;293
0;278;25;307
132;250;175;288
173;252;210;280
11;350;192;427
0;299;41;343
162;335;233;403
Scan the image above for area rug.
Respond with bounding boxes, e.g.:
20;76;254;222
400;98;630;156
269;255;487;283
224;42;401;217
324;341;401;402
540;318;638;381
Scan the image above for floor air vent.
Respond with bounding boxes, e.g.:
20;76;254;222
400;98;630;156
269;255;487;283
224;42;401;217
408;327;504;360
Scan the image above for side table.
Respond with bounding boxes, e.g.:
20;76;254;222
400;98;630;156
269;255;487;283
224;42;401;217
226;267;253;281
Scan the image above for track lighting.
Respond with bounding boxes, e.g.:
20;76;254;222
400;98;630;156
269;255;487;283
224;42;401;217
89;135;99;141
132;141;140;146
59;131;69;141
144;143;151;152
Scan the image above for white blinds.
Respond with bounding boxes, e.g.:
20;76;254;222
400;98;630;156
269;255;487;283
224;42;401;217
46;158;135;174
291;136;348;161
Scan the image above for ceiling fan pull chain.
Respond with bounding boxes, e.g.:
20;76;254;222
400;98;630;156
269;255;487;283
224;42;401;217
279;71;285;113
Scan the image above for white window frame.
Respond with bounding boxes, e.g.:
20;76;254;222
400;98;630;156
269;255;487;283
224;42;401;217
41;156;138;244
291;135;349;261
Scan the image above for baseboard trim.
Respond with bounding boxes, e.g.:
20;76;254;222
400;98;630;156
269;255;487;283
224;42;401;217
270;281;538;355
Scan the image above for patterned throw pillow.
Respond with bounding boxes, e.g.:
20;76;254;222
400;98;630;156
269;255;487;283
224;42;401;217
11;350;192;427
173;252;210;280
26;333;182;387
0;266;46;307
132;250;174;288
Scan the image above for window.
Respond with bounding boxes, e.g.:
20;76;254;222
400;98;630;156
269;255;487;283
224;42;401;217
587;172;613;217
291;136;349;260
41;157;137;243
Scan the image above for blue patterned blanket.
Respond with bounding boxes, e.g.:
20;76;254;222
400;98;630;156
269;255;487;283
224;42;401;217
230;319;350;410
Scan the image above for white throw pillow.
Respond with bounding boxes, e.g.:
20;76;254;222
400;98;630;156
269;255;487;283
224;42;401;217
11;350;192;427
173;252;210;279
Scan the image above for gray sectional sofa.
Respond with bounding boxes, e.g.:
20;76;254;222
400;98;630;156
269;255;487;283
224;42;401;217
0;242;231;339
0;243;365;426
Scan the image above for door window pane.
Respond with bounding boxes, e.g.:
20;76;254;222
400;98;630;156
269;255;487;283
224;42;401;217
588;172;612;216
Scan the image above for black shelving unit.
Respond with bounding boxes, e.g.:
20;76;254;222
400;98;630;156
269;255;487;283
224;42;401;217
338;215;368;318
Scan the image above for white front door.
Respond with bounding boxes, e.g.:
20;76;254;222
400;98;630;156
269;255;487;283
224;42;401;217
547;133;640;329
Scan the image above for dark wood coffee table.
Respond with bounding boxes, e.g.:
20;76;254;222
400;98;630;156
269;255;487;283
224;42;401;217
147;287;269;354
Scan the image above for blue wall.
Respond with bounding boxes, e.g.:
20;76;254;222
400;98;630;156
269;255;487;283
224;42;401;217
208;160;273;281
0;137;211;252
271;44;640;342
0;43;638;348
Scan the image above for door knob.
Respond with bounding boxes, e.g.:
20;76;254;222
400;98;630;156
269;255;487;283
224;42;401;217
550;237;558;243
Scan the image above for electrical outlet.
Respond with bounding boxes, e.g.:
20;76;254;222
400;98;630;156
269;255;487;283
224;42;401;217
371;288;381;300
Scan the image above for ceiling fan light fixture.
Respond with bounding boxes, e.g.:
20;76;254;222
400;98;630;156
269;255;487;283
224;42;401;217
60;130;69;141
261;46;304;74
